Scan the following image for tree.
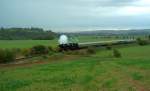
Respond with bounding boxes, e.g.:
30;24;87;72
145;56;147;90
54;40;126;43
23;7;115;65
30;45;49;55
0;27;57;40
148;35;150;40
113;49;121;58
0;49;16;63
136;38;148;46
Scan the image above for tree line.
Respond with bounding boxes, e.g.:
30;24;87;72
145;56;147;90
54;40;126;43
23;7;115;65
0;27;57;40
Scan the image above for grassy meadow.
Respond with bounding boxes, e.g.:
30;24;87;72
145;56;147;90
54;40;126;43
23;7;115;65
0;40;58;49
0;45;150;91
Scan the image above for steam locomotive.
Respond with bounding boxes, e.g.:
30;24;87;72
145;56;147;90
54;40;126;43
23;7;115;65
58;35;136;51
58;35;79;50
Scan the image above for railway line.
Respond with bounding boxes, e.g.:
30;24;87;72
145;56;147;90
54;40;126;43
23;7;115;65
58;35;136;50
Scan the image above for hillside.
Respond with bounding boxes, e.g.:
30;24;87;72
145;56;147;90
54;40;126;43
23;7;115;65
63;29;150;36
0;45;150;91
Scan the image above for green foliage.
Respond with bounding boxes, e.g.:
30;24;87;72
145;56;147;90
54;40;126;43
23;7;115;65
113;49;121;58
86;47;96;54
11;48;21;55
52;47;60;53
131;72;143;80
63;47;96;56
0;49;16;63
148;35;150;40
105;44;112;50
21;49;31;57
0;27;57;40
64;50;85;55
136;38;149;46
30;45;49;55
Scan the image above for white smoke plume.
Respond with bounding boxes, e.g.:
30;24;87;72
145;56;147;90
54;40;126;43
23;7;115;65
58;35;68;44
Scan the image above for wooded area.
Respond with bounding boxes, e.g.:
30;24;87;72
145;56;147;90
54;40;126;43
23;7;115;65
0;27;57;40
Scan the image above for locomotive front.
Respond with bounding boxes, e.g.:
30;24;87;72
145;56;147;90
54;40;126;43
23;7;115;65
58;35;79;51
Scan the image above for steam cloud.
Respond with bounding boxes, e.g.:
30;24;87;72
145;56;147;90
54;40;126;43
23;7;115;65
58;35;68;44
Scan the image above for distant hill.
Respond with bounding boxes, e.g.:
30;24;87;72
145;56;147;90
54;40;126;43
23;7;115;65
62;29;150;36
0;28;57;40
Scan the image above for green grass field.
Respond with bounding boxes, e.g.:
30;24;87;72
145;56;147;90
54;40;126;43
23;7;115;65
0;40;58;49
0;45;150;91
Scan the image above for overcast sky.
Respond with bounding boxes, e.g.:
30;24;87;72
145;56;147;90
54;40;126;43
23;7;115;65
0;0;150;32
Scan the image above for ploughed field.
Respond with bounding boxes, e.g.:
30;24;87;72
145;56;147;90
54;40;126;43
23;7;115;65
0;45;150;91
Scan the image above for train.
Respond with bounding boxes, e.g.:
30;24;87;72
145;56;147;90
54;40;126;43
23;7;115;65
58;35;136;51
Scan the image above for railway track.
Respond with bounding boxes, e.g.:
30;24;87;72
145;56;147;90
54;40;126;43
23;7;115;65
59;39;137;50
79;39;136;47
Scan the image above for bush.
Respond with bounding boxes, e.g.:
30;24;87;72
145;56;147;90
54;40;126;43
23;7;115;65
0;49;16;63
12;48;21;54
86;47;96;54
136;38;149;46
113;49;121;58
75;50;89;55
105;44;112;50
148;35;150;40
21;48;31;57
48;46;53;51
30;45;49;55
106;46;112;50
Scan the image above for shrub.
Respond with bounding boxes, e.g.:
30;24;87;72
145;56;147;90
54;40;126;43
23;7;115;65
148;35;150;40
86;47;96;54
48;46;53;51
74;50;88;55
12;48;21;54
106;46;112;50
30;45;49;55
63;50;85;55
42;55;49;59
105;44;112;50
64;50;74;55
0;49;16;63
136;38;149;46
52;47;60;53
113;49;121;58
21;48;31;57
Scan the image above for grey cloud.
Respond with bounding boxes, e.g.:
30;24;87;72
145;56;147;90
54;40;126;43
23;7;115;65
0;0;150;32
94;0;137;7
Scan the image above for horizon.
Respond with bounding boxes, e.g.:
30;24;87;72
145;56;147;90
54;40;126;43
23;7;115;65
1;27;150;33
